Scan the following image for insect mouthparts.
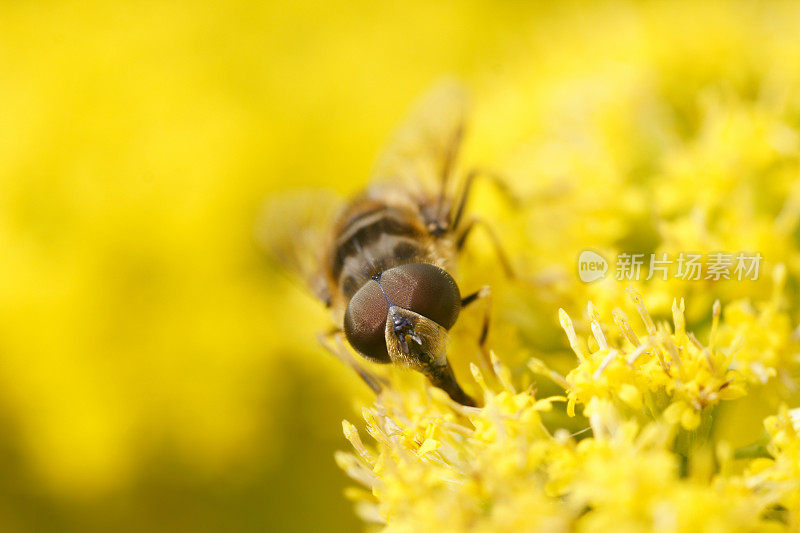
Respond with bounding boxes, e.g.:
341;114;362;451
392;313;423;354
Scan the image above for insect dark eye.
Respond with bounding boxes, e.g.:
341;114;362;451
344;280;391;363
380;263;461;330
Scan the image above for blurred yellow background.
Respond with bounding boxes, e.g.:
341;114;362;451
2;0;800;531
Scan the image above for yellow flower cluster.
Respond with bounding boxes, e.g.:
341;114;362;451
743;406;800;522
338;379;567;532
338;355;798;532
559;282;794;431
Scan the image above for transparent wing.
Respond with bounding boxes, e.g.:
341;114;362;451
370;79;469;198
255;189;342;305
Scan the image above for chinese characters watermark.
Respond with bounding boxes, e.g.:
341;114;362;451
578;251;762;283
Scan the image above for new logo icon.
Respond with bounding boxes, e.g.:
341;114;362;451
578;250;608;283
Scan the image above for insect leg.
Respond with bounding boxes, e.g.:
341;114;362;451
451;168;521;231
317;330;387;394
435;122;465;223
441;121;464;187
461;285;493;356
455;216;516;278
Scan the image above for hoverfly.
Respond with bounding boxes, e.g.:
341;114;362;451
259;81;515;406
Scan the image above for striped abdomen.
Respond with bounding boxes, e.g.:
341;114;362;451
329;200;436;301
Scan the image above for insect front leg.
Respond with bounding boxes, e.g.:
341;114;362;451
457;215;568;297
455;216;516;279
450;168;521;231
317;329;387;394
460;285;494;374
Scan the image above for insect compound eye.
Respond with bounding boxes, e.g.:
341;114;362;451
344;279;391;363
380;263;461;330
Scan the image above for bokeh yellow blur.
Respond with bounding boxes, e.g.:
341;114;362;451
3;0;800;531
